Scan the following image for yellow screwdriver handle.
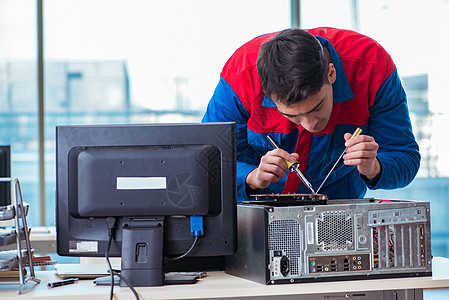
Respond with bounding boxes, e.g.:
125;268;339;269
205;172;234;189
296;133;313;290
283;159;297;169
351;127;363;139
266;134;298;170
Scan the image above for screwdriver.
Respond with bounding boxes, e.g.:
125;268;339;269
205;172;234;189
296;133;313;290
315;128;363;194
266;135;316;194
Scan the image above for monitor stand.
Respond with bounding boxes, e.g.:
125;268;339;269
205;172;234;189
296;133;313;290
120;217;165;287
95;217;199;287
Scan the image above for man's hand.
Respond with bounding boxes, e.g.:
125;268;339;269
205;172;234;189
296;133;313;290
343;133;380;180
246;149;299;190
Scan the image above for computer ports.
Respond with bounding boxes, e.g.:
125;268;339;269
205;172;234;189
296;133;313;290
308;254;370;273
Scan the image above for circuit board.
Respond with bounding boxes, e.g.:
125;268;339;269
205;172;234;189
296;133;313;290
245;193;328;206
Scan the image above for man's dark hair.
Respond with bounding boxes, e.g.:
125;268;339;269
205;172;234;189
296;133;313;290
257;29;329;105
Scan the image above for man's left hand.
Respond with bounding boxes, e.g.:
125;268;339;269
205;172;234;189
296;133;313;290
343;133;380;180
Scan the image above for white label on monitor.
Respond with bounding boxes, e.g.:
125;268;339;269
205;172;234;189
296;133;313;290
69;241;98;254
116;177;167;190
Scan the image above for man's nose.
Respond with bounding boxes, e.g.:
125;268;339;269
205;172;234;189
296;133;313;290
300;116;318;131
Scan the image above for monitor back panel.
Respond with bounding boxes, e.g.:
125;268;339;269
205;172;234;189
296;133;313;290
225;198;432;285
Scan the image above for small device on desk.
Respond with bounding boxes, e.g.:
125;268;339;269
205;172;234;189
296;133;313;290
226;197;432;285
54;263;112;279
47;277;78;288
55;123;237;288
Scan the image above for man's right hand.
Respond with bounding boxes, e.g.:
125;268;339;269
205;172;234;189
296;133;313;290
246;149;299;190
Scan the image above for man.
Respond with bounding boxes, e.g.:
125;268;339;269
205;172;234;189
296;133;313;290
202;27;420;201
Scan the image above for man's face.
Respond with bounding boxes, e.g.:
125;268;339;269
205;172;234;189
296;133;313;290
275;83;334;133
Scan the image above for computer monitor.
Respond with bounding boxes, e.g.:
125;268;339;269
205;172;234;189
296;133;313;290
0;146;11;206
56;123;236;287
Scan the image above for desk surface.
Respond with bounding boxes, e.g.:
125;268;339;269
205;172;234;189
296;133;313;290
1;257;449;300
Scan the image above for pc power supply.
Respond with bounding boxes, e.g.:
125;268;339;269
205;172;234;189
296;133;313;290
225;196;432;285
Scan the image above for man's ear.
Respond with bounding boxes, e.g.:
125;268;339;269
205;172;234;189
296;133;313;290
328;63;337;84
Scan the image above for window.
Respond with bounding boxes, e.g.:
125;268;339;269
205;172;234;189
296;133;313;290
0;0;39;223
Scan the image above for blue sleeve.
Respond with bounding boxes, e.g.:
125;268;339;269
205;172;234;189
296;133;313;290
367;68;420;190
202;76;258;201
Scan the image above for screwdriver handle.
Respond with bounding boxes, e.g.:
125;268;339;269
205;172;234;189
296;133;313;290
266;135;297;169
284;160;297;169
351;127;363;140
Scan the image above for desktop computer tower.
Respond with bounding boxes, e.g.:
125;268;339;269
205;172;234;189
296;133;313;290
225;197;432;285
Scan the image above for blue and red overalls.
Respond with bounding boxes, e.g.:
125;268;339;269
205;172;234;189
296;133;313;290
202;27;420;201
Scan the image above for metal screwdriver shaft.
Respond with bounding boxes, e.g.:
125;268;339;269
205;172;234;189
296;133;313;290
266;135;316;194
315;128;363;194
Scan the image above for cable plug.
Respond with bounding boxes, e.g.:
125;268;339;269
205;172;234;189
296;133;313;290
105;217;117;238
190;216;204;237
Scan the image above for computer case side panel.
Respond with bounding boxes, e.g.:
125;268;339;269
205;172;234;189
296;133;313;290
225;204;270;284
